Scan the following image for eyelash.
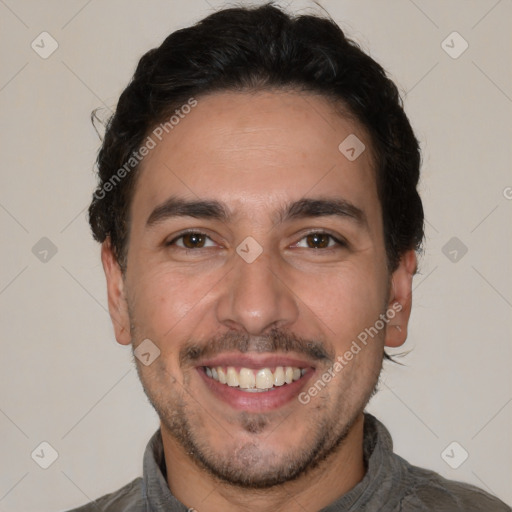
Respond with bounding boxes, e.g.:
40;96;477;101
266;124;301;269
165;230;347;250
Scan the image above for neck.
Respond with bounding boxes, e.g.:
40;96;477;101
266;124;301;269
161;413;366;512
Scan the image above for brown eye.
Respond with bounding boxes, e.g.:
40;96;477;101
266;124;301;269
182;233;205;248
171;232;214;249
293;232;345;250
305;233;331;249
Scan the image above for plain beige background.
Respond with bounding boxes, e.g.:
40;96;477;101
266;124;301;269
1;1;511;511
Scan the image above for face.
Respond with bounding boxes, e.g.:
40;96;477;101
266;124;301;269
102;90;415;488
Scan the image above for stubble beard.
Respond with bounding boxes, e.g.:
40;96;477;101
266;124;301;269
128;292;388;489
136;352;382;489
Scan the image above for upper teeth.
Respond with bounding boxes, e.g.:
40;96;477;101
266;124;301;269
205;366;305;390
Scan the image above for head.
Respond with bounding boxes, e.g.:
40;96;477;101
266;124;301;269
91;3;423;489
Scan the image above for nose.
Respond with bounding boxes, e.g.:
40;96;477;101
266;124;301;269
215;248;300;336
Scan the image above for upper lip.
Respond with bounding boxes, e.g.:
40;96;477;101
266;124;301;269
196;352;316;370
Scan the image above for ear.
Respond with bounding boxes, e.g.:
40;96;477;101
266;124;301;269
384;250;417;348
101;238;131;346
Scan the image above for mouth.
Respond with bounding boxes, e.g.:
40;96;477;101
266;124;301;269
203;365;307;391
196;354;315;412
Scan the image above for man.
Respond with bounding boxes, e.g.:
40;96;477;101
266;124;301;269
68;3;510;511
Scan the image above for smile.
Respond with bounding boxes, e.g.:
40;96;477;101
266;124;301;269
196;354;315;411
203;365;307;391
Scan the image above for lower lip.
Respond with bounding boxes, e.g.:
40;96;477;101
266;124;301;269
198;368;314;412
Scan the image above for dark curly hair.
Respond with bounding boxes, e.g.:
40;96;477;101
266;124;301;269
88;2;424;273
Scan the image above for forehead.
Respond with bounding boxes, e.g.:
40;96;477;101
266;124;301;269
131;90;379;225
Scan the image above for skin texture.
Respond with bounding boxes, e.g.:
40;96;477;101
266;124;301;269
101;90;417;511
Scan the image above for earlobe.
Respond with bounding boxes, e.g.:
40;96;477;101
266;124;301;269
101;239;131;346
385;250;417;348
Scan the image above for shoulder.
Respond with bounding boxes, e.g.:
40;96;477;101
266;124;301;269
398;458;511;511
63;477;144;512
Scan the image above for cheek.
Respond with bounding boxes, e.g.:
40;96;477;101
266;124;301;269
308;264;387;345
126;265;222;342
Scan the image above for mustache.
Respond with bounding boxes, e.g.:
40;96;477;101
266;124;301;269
179;328;335;366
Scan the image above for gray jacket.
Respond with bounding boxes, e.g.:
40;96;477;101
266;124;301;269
65;413;511;511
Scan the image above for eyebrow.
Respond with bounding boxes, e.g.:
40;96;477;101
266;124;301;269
145;196;366;228
278;197;367;227
146;196;230;227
